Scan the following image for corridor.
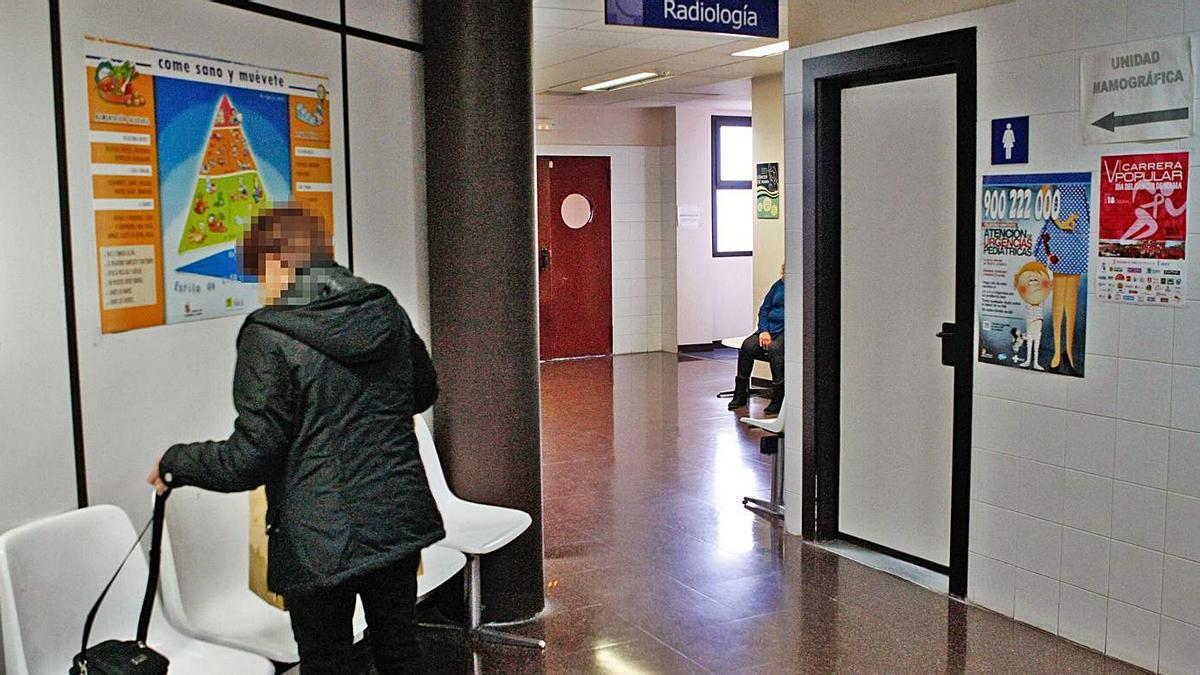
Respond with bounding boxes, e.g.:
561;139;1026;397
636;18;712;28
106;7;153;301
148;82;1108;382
422;353;1141;673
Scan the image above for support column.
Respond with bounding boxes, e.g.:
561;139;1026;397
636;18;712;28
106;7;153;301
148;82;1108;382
422;1;543;622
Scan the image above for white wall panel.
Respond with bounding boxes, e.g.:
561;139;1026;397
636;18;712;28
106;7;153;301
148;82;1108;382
347;0;422;44
346;36;428;333
252;0;340;23
1059;582;1109;651
0;0;77;538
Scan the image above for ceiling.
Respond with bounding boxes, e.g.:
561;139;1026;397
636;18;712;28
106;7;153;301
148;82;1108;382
532;0;788;108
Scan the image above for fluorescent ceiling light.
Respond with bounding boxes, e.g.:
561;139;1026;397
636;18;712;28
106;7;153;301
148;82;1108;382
581;71;663;92
732;41;790;58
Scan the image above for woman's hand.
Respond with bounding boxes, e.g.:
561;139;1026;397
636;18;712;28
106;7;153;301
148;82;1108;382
147;458;169;495
759;331;772;349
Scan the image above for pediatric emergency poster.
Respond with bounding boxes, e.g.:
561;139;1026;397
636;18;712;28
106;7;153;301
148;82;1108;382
979;173;1091;378
1097;152;1188;306
84;36;334;333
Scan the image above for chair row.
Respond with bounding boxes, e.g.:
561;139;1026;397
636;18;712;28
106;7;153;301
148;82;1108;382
0;416;538;674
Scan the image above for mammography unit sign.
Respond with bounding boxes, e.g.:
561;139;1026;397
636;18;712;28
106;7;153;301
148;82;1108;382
1081;36;1193;143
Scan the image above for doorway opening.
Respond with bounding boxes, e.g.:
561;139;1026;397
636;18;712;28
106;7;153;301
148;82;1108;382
800;28;977;597
536;155;613;360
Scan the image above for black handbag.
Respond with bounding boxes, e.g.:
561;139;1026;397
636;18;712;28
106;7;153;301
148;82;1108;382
69;491;171;674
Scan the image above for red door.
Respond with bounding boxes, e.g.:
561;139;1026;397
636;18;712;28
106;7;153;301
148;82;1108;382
536;156;612;360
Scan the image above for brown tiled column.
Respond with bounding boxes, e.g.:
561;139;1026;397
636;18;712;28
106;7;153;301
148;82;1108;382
422;1;543;621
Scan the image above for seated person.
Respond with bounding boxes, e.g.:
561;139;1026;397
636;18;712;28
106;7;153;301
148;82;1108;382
728;263;784;414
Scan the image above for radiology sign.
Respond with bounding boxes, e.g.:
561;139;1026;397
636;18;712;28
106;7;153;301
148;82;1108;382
605;0;779;38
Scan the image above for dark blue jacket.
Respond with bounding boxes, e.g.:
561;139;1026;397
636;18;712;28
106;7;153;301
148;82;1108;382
757;279;785;337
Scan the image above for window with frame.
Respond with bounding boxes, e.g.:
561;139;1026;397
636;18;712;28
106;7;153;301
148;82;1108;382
711;115;753;257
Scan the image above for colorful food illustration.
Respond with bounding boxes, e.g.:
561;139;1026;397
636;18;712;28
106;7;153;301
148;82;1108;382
178;95;268;254
94;60;145;106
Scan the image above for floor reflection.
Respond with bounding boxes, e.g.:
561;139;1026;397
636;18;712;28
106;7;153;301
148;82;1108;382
413;353;1141;674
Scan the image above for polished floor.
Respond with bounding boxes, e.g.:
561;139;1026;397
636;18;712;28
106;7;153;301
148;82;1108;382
418;352;1143;674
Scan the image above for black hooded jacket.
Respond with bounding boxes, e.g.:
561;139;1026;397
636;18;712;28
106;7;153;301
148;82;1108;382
160;264;445;596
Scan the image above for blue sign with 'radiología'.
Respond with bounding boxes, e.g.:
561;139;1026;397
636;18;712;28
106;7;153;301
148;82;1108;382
606;0;779;39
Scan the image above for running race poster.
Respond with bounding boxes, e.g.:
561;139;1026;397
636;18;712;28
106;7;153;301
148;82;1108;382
979;173;1091;378
84;36;334;333
1097;152;1188;306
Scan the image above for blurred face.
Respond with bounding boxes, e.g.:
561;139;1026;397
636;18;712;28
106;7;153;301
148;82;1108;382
260;255;295;305
1016;270;1050;305
780;262;786;279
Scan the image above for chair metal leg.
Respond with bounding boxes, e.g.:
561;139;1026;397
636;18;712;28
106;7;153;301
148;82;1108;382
420;554;546;650
474;626;551;649
743;438;785;519
466;554;482;630
772;445;785;505
717;386;771;399
742;496;785;519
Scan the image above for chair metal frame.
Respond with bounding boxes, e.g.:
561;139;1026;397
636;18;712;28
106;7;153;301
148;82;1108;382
741;409;786;520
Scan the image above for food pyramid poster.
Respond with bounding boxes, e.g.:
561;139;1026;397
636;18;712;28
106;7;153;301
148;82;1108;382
85;37;334;332
178;96;269;253
157;79;291;324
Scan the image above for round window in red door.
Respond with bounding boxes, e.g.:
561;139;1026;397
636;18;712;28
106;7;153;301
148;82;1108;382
560;193;593;229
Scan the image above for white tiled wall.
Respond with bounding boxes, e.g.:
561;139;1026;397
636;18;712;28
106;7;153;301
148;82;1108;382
782;1;1200;671
537;144;677;354
660;145;679;351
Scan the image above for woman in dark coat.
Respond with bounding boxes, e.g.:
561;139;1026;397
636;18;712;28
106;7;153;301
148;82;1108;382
148;205;443;674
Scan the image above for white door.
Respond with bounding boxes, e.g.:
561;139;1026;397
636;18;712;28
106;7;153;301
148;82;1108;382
838;74;957;566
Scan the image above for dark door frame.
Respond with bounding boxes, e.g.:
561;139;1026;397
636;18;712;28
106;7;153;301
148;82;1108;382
800;28;976;597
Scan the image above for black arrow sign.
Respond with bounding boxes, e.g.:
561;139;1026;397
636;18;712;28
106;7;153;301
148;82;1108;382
1092;107;1190;132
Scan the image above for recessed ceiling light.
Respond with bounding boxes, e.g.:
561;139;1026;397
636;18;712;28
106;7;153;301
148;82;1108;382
732;41;790;58
580;71;666;92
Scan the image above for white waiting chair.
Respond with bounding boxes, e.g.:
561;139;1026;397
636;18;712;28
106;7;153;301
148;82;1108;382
414;417;545;649
741;406;786;519
159;488;466;663
0;505;273;675
417;546;469;599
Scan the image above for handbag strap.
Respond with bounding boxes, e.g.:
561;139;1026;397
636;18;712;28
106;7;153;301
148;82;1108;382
79;490;170;661
137;491;169;643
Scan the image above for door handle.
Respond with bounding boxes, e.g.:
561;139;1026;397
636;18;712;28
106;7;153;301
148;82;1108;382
539;247;551;272
936;322;956;366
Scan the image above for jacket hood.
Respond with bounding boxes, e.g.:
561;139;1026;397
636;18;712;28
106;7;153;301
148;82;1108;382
247;266;403;365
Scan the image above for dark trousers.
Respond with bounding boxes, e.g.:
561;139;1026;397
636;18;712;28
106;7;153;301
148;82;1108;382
287;553;424;675
737;333;785;385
